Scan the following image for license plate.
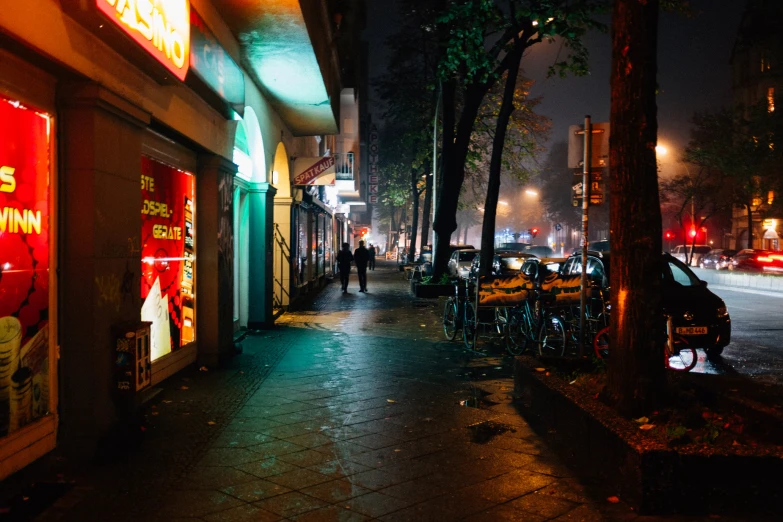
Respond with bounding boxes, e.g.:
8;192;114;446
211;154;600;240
676;326;708;335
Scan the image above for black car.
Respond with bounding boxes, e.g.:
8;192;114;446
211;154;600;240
560;251;731;357
728;249;783;273
699;249;737;270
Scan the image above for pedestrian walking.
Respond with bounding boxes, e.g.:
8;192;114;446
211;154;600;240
354;241;370;292
368;244;376;271
336;242;353;293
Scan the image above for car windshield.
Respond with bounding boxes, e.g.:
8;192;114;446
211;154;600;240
663;258;701;287
458;251;477;262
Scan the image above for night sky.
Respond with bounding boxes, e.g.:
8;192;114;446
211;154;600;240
365;0;748;174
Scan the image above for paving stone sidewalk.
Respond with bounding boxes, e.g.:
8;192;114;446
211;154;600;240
25;261;756;521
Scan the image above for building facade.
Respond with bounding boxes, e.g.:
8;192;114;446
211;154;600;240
0;0;355;480
729;0;783;249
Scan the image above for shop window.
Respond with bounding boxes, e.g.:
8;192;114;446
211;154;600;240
768;87;776;113
0;95;52;438
140;157;195;361
768;191;775;205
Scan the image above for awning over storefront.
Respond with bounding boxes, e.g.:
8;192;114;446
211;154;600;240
293;156;336;186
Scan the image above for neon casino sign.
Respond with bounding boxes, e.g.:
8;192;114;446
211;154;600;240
97;0;190;81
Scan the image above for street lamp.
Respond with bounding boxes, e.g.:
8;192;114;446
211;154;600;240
525;189;538;197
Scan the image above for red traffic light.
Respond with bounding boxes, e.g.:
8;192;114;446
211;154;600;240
530;228;539;237
664;231;675;240
689;228;697;238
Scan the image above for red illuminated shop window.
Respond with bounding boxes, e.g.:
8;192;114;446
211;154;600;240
0;96;52;438
140;157;195;361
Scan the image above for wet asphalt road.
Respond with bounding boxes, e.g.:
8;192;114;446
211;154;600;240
704;285;783;385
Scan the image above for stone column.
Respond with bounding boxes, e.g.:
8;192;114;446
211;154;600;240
196;155;237;366
57;83;150;457
248;183;277;328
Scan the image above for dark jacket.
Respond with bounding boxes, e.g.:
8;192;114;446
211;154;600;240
369;246;376;258
336;249;353;268
354;246;370;269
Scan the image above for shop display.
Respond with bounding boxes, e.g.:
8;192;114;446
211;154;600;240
0;96;52;438
140;157;195;361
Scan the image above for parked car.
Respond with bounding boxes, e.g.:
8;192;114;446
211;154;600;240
523;245;555;258
492;252;536;276
671;245;711;267
699;249;737;270
447;249;480;279
728;249;783;273
560;251;731;357
497;242;530;253
521;257;567;284
469;252;535;279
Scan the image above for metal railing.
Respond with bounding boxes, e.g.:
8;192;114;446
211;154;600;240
335;152;354;181
273;223;292;313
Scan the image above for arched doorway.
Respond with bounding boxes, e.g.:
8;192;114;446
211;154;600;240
272;143;293;308
232;108;266;330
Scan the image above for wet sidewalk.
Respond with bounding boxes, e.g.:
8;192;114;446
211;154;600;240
20;261;734;521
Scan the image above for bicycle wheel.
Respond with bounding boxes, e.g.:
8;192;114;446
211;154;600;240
463;301;478;350
505;312;527;356
443;298;458;341
538;313;566;357
593;326;610;359
665;336;698;372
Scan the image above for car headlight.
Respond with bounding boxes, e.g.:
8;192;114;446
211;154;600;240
717;305;729;318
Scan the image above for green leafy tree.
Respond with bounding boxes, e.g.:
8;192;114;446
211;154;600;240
431;0;605;280
659;165;732;263
684;103;783;249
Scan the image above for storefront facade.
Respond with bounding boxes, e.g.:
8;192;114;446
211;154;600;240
0;0;335;478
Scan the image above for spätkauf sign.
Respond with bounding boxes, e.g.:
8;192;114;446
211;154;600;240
293;156;336;185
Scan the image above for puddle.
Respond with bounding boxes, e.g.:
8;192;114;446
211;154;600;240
467;420;513;443
459;388;499;409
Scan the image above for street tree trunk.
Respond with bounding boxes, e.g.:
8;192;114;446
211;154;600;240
433;82;491;279
479;45;523;276
605;0;666;416
420;171;433;254
746;203;754;249
408;171;421;263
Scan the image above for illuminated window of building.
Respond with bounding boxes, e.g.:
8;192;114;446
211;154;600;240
753;196;763;207
768;87;775;113
768;191;775;205
761;50;771;72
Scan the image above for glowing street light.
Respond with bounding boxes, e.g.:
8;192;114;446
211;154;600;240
498;200;509;205
525;190;538;197
655;145;668;156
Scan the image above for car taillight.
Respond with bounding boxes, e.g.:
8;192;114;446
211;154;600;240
758;256;773;262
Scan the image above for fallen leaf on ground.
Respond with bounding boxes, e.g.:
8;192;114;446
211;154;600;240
535;368;546;372
607;496;620;504
387;399;396;403
199;366;209;372
162;400;172;404
545;372;551;376
180;386;189;390
207;421;216;426
639;424;655;430
151;412;159;416
634;417;649;424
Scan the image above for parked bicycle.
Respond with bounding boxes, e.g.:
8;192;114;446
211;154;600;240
443;278;471;341
504;291;566;357
593;314;698;372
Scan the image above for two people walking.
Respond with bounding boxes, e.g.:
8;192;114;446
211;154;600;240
336;241;371;293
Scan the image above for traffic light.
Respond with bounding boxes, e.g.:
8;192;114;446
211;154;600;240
530;227;539;238
689;228;697;239
664;231;674;240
